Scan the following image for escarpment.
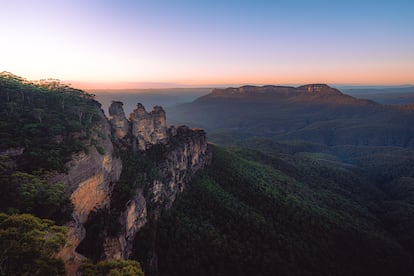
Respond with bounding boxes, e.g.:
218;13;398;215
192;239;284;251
51;110;122;275
0;71;211;275
75;102;211;270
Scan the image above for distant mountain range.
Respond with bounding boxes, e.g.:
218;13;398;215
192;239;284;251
167;84;414;147
341;86;414;105
155;84;414;275
92;88;211;116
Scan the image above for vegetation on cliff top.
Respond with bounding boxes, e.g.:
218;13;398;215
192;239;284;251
0;73;120;275
0;72;103;173
0;74;108;224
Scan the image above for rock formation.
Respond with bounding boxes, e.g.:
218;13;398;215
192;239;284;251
50;110;122;275
53;102;211;274
108;101;129;139
103;103;212;262
0;74;211;275
42;100;212;275
128;103;168;150
204;84;343;98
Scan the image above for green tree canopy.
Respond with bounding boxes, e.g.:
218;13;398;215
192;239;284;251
79;259;144;276
0;213;67;276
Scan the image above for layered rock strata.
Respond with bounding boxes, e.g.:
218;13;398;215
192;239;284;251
103;103;211;261
57;102;211;274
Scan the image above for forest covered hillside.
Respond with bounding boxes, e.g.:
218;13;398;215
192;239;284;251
0;73;144;275
0;72;106;224
135;144;414;275
152;84;414;275
167;84;414;147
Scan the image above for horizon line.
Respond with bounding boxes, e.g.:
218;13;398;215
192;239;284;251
74;81;414;91
1;72;413;90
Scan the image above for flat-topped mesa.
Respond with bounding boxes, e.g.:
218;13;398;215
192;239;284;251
128;103;168;150
109;101;130;139
204;84;342;98
297;84;342;95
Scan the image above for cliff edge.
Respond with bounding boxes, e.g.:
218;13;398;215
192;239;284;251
74;102;211;273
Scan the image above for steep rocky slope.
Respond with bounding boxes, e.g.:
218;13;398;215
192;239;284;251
52;112;123;274
0;73;211;275
58;102;211;274
0;73;125;274
76;102;211;272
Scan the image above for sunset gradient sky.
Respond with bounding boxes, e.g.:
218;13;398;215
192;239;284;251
1;0;413;88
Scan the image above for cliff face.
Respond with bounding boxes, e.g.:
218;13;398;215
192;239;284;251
152;125;209;213
103;102;211;261
50;111;122;275
196;84;365;105
49;101;210;274
0;74;211;275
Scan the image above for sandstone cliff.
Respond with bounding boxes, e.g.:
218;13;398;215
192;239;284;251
53;102;211;274
108;101;129;139
109;102;169;151
130;104;168;151
0;73;211;275
50;110;122;275
102;103;211;262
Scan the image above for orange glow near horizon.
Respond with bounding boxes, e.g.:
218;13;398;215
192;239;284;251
1;1;413;90
6;59;414;91
71;62;414;90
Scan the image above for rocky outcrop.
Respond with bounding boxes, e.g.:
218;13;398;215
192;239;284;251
104;103;212;261
129;103;168;150
55;102;210;274
108;101;129;139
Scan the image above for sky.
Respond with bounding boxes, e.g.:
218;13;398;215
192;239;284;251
0;0;413;88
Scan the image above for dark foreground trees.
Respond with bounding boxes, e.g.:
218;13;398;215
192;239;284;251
0;213;66;275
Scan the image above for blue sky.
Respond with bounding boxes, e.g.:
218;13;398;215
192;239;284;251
0;0;413;87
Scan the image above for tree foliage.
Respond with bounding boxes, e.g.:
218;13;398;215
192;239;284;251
0;213;66;275
133;144;414;276
0;157;73;224
79;259;144;276
0;72;102;173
